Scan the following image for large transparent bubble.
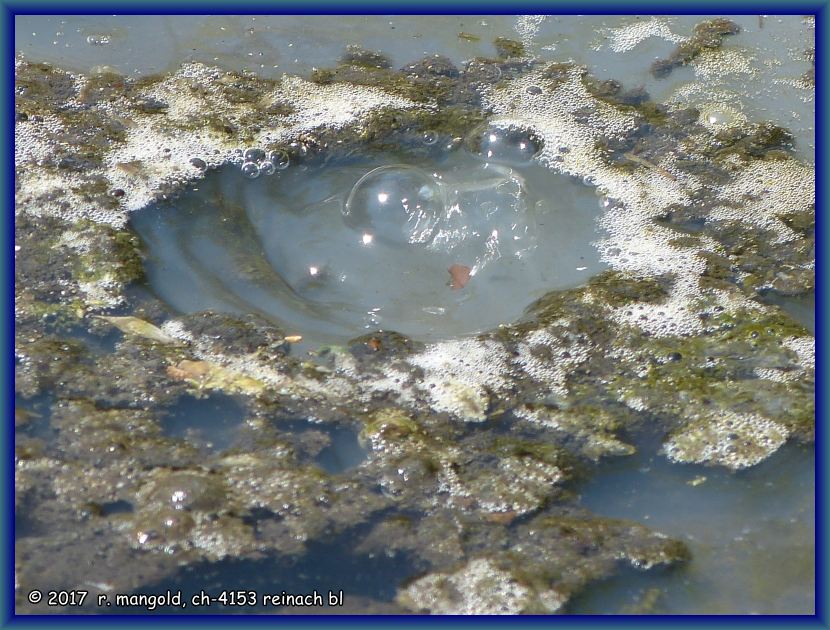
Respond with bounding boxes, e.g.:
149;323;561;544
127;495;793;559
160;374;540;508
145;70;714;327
343;165;444;246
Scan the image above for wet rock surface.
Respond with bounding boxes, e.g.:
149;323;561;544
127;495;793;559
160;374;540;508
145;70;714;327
14;23;814;615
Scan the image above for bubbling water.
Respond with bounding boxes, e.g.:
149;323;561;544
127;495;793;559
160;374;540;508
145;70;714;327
132;124;606;348
343;165;444;246
465;123;542;165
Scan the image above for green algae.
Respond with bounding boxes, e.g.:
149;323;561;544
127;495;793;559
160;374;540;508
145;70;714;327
585;271;671;308
611;308;814;454
651;18;741;78
493;37;526;59
711;122;795;161
15;61;78;114
69;222;145;288
77;70;127;105
582;76;665;125
458;31;481;42
309;48;460;105
359;408;427;447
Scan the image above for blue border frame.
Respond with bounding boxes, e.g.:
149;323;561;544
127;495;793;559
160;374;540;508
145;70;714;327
1;2;828;14
4;2;826;626
817;2;827;626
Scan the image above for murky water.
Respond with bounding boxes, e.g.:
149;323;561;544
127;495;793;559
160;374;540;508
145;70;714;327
14;14;815;615
160;393;247;453
571;439;814;614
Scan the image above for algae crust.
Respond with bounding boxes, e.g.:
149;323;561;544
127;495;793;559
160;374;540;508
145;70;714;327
14;20;814;613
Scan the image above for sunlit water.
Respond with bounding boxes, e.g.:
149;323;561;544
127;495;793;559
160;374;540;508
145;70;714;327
132;131;605;349
15;14;815;615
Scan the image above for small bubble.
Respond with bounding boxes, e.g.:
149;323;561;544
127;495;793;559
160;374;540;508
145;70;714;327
582;175;596;186
190;157;207;170
241;161;260;178
526;85;543;95
422;131;437;145
244;147;266;162
269;150;290;170
86;33;111;46
446;136;463;151
259;160;276;176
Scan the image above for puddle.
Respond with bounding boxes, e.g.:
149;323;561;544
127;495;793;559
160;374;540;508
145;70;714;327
160;394;247;452
97;500;134;516
313;426;368;475
128;523;415;614
132;127;605;350
569;440;814;614
279;420;368;474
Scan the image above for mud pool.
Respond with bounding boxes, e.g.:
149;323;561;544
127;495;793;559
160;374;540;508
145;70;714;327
14;15;815;616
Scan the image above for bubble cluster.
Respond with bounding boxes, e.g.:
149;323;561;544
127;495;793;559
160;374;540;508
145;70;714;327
408;338;511;420
49;62;420;217
239;146;286;178
465;123;542;165
662;411;790;470
514;15;548;49
602;17;685;54
85;33;112;46
399;558;565;615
